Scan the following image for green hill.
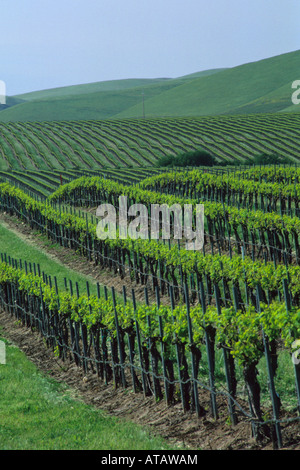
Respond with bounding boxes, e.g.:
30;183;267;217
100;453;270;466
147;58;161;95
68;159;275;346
14;78;170;101
0;49;299;122
0;77;192;122
0;70;227;122
115;49;300;118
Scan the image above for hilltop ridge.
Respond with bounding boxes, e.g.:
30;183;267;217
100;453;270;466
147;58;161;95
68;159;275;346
0;49;299;122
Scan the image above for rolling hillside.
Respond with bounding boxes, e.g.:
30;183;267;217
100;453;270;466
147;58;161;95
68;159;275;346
0;50;299;122
0;70;224;123
115;49;300;118
0;113;299;171
0;50;299;172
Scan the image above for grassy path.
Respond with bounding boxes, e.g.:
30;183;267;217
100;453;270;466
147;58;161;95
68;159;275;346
0;214;164;306
0;218;109;299
0;334;177;450
0;219;182;450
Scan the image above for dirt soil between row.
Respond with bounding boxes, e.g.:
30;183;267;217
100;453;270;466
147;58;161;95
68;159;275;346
0;213;300;451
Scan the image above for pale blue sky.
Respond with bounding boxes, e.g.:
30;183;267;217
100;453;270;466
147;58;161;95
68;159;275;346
1;0;299;95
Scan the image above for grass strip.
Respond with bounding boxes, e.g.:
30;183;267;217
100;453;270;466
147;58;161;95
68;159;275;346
0;334;178;450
